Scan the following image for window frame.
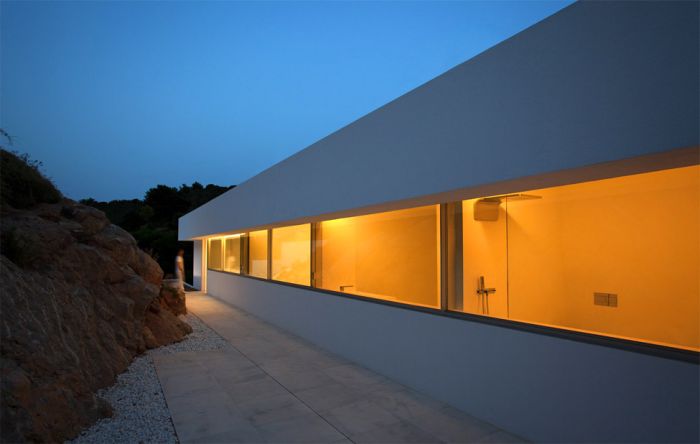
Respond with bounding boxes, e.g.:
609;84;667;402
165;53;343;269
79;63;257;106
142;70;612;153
203;169;699;363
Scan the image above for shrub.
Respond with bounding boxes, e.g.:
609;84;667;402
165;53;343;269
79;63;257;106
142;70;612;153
0;149;62;209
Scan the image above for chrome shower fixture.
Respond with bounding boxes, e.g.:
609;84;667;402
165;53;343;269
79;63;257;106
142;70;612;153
473;193;541;221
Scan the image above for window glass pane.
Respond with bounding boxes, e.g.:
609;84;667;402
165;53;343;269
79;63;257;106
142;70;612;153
208;238;222;270
315;205;440;308
248;230;269;278
223;235;241;273
456;165;699;351
272;224;310;286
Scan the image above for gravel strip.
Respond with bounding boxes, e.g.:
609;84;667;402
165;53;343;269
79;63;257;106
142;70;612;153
68;313;230;444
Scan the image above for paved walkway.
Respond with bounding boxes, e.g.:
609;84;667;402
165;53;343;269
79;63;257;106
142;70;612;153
153;292;525;443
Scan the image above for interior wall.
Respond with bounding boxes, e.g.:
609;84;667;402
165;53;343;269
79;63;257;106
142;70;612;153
223;236;241;273
316;218;357;292
271;224;311;286
356;206;439;307
317;206;440;308
507;166;699;349
208;238;222;270
248;230;269;279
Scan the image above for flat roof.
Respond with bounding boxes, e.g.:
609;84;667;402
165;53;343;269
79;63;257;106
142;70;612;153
180;0;699;240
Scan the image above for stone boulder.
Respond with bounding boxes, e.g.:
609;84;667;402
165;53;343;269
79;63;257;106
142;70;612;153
0;199;192;443
160;279;188;316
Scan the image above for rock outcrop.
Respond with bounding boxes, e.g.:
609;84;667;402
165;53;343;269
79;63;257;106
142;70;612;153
0;200;192;442
143;282;189;349
160;279;188;316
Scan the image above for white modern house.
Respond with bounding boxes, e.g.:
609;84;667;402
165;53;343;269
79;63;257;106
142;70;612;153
179;1;699;442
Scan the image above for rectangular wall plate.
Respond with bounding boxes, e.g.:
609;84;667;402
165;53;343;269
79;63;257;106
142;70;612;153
594;292;618;307
594;292;609;306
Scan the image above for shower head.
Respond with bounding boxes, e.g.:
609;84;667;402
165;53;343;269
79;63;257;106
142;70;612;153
473;193;541;221
498;193;542;202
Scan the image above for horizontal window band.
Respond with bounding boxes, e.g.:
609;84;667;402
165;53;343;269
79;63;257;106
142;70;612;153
205;269;699;364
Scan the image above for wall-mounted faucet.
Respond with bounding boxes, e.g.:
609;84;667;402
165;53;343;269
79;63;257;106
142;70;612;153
476;276;496;314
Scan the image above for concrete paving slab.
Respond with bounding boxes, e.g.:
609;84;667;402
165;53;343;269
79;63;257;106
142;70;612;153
294;382;364;412
410;405;499;443
322;363;389;390
322;398;403;436
153;292;527;443
233;392;314;427
256;413;345;443
352;421;443;444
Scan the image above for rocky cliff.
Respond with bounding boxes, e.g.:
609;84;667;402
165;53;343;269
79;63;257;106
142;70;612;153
0;199;192;442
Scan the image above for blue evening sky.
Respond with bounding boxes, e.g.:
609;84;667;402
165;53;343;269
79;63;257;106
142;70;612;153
1;1;572;201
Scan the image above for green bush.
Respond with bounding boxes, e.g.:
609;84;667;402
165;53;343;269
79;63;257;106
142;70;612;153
0;149;62;209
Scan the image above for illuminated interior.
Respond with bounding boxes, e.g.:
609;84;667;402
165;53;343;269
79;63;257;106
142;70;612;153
248;230;268;279
207;238;223;270
223;235;241;274
457;165;699;350
315;205;440;308
271;223;311;286
204;165;698;351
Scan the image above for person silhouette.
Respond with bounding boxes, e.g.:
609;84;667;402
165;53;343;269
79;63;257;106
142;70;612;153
175;249;185;290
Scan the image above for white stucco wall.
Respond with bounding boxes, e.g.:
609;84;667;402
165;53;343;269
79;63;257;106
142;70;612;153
206;271;699;443
192;239;202;289
180;0;699;240
182;3;700;439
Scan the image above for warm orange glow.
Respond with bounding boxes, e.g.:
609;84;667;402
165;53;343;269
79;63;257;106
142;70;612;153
462;199;508;318
203;165;698;351
460;165;699;350
248;230;268;278
223;234;241;273
207;238;223;270
207;234;242;273
272;224;311;286
316;205;440;308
